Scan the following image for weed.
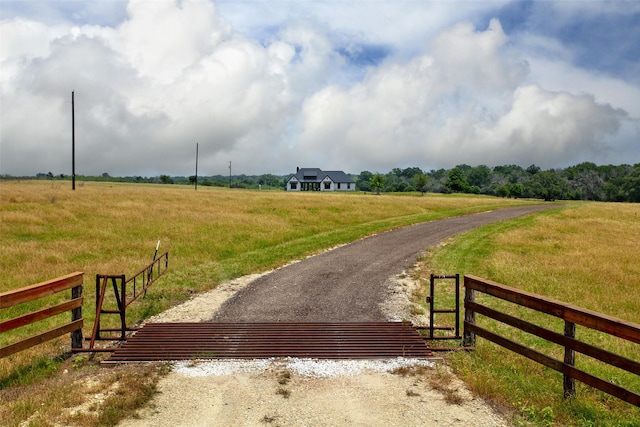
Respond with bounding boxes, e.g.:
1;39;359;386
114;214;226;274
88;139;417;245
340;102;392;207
428;366;464;405
390;365;432;377
406;389;421;397
410;305;425;315
72;356;90;370
277;370;291;385
276;387;291;399
515;402;555;427
0;354;63;389
261;414;280;424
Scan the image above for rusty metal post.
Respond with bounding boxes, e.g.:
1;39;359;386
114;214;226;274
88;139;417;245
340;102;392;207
463;278;476;347
454;273;460;339
428;274;435;339
120;275;127;340
94;274;101;341
71;284;83;349
563;320;576;398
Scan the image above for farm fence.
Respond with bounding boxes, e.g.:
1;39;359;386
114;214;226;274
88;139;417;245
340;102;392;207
0;272;84;358
463;274;640;407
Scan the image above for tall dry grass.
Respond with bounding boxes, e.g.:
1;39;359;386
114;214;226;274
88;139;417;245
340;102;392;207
0;179;537;427
1;180;533;373
1;180;531;291
424;202;640;426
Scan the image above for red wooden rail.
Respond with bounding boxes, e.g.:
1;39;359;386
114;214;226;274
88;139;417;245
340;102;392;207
463;274;640;407
0;272;84;358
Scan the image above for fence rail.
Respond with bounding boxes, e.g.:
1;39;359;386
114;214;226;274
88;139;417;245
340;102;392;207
0;272;84;358
463;274;640;407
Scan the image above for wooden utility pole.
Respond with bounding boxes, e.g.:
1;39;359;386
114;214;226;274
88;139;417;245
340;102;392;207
195;143;198;191
71;91;75;190
229;161;232;188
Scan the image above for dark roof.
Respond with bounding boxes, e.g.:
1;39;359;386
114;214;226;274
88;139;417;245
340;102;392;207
290;168;354;183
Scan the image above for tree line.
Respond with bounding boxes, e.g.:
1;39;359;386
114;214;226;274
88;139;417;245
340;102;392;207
4;161;638;202
357;163;640;202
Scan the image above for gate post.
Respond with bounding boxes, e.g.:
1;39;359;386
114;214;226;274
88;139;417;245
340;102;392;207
71;284;83;349
463;277;476;347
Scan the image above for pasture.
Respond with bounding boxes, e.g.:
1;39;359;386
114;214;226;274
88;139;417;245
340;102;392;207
1;180;638;426
0;180;532;358
423;202;640;426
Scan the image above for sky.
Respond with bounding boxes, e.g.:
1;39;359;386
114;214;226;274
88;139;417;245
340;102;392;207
1;0;639;177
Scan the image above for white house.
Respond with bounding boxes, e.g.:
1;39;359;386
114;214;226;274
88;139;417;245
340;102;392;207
286;167;356;192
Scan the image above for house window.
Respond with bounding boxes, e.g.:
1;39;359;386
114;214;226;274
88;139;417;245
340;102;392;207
337;183;341;189
324;182;331;190
347;183;351;189
290;182;297;190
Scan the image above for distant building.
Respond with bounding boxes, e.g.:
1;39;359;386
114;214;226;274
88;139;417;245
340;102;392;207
286;167;356;192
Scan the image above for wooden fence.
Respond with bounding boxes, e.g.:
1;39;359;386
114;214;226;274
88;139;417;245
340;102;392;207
0;272;84;358
463;274;640;407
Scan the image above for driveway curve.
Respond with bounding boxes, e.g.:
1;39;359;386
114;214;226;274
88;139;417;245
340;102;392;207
212;205;556;323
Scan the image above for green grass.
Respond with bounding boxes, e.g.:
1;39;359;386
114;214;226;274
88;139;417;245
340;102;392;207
7;180;635;426
423;202;640;426
1;181;534;376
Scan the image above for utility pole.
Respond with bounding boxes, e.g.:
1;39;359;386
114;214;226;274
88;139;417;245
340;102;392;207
229;161;232;188
71;91;75;190
195;143;198;191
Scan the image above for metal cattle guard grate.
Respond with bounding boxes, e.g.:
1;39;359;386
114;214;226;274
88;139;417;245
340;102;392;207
104;322;433;363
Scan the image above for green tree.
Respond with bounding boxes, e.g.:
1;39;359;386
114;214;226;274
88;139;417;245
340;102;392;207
413;173;428;195
467;165;492;191
508;183;524;198
258;174;282;188
526;164;541;175
357;171;373;191
369;173;385;194
524;170;569;201
496;185;510;198
402;167;423;179
159;175;173;184
444;167;470;193
621;165;640;202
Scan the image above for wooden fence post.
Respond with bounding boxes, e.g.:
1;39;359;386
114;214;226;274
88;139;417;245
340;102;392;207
71;284;83;350
563;320;576;398
463;279;476;347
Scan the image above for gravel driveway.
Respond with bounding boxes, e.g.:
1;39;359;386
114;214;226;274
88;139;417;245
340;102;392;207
212;205;555;323
118;204;556;427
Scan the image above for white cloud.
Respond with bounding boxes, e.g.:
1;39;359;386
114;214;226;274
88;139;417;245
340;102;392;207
115;0;229;84
482;85;626;165
294;18;631;172
0;1;636;177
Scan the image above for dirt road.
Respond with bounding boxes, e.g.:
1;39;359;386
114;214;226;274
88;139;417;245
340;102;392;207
118;205;555;427
213;205;554;322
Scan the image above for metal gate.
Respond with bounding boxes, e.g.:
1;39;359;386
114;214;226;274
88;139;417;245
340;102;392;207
77;252;169;352
425;274;461;340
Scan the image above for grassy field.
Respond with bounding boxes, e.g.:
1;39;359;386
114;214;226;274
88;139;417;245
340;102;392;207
419;202;640;426
0;181;531;360
1;180;637;426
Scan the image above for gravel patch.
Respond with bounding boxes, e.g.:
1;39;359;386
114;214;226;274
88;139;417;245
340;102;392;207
173;357;435;378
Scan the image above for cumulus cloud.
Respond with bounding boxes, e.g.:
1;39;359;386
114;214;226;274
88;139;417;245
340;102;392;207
0;0;636;177
295;19;628;172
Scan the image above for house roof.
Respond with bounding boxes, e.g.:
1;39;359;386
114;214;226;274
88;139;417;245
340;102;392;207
290;168;354;183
